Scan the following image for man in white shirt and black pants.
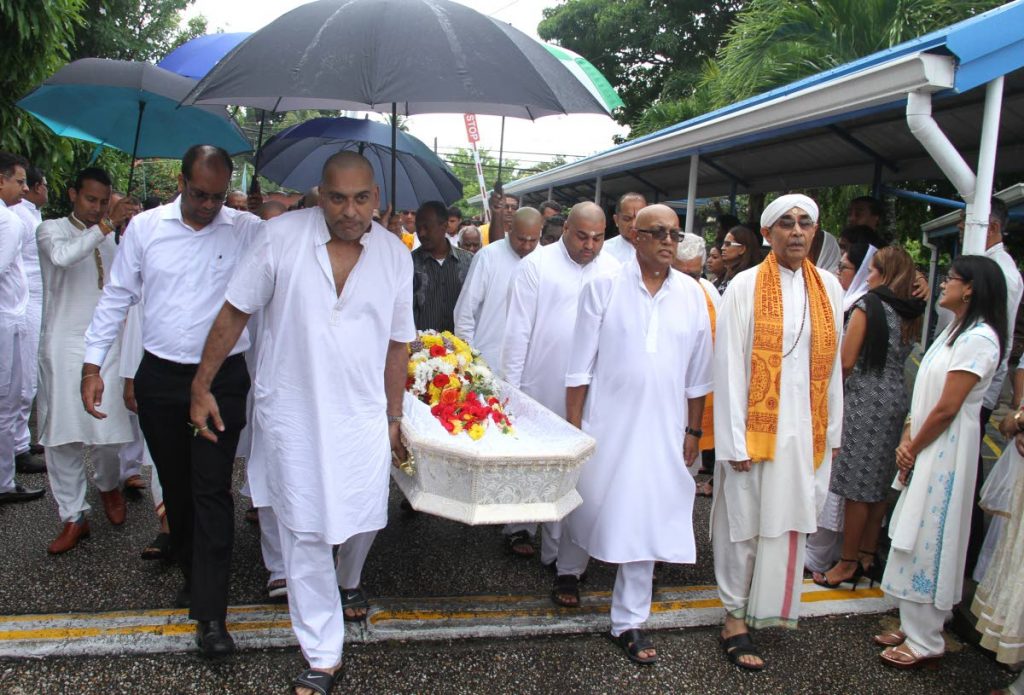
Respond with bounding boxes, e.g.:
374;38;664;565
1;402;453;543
82;145;264;657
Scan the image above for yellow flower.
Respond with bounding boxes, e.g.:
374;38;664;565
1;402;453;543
451;420;464;435
427;384;442;404
468;423;485;440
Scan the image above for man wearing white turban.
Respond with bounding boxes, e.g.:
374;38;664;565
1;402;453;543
712;194;845;670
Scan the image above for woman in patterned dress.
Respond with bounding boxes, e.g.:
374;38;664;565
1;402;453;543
877;255;1007;669
813;247;922;586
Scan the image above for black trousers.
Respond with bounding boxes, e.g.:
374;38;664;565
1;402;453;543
134;351;249;622
965;405;994;576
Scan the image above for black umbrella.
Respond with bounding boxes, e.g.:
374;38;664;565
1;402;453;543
181;0;612;210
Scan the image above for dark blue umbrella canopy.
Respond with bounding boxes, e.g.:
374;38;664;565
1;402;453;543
182;0;611;119
257;117;462;208
157;32;251;80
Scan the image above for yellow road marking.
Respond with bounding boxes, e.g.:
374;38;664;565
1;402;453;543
0;619;293;642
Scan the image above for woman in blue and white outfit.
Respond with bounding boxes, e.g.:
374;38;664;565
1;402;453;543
878;254;1007;669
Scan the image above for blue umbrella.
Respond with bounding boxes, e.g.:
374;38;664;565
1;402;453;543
17;58;251;193
157;33;251;80
257;117;462;209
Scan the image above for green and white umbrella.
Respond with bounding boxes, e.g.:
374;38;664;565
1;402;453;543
543;43;624;113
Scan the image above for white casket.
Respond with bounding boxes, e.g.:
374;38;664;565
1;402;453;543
394;379;596;525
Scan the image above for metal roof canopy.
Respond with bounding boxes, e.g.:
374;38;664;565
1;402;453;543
499;1;1024;230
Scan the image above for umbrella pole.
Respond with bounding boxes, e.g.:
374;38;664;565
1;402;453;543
497;116;505;183
253;110;267;184
125;100;146;199
391;103;397;214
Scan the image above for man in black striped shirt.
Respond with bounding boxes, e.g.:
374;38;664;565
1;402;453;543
411;201;472;332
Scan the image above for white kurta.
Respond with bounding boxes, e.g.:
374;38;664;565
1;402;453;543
712;263;844;541
452;238;526;370
601;234;635;264
11;201;42;328
225;209;416;544
502;239;619;415
883;322;1000;611
983;243;1023;409
563;262;714;563
36;217;131;447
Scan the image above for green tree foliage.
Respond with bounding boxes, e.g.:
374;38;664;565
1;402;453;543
705;0;1002;107
538;0;743;130
0;0;86;187
69;0;207;63
442;147;522;217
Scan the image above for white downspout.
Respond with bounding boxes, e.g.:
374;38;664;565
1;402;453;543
684;154;699;234
965;76;1005;254
906;78;1004;255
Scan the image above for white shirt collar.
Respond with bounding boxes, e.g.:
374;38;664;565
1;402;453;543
19;199;36;212
161;196;234;231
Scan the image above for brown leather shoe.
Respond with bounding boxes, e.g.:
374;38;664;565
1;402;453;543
100;488;126;525
48;520;91;554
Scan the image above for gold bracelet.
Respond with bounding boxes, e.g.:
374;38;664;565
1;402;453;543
81;373;102;382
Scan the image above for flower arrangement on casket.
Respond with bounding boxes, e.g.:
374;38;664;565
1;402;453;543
406;330;514;440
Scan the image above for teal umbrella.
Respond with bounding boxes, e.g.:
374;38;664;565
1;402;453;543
542;44;624;113
17;58;251;193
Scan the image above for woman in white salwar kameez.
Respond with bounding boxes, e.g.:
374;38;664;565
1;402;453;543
879;255;1007;669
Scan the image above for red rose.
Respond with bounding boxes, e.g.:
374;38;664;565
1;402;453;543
429;345;447;357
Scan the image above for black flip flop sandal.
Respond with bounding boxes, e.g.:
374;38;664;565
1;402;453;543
292;668;338;695
341;587;369;622
551;574;581;608
719;632;765;671
504;530;535;557
609;629;659;664
140;532;172;561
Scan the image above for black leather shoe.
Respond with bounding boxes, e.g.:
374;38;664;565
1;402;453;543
174;584;192;609
14;452;45;474
196;620;235;657
0;482;45;504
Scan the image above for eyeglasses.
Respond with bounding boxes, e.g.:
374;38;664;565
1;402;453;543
837;263;855;273
501;204;519;211
774;215;816;230
721;240;745;248
635;227;683;242
942;273;965;284
184;183;227;204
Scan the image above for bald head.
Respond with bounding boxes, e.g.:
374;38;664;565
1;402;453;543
634;204;677;230
321;151;374;183
509;207;542;258
563;202;607;266
566;201;605;227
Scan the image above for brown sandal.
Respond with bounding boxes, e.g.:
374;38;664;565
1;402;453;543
879;643;942;670
872;630;906;647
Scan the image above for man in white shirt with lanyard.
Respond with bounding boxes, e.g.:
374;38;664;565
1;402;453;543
82;145;264;658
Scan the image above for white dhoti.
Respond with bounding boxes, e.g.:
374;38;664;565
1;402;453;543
712;463;806;629
278;521;378;669
0;323;27;492
44;442;121;522
502;521;561;565
14;305;36;455
556;537;655;635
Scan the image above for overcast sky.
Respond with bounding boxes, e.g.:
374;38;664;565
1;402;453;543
186;0;628;175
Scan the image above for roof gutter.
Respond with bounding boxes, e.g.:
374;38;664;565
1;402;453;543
906;76;1004;255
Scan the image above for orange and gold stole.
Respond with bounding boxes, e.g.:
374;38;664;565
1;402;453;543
698;283;716;451
747;253;836;468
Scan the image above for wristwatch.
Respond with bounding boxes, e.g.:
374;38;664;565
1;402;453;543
387;415;403;424
685;426;703;438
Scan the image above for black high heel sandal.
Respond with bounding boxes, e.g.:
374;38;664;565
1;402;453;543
858;548;884;587
813;558;864;589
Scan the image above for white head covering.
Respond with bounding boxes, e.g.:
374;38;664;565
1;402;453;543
760;194;819;229
675;232;707;263
842;244;878;313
